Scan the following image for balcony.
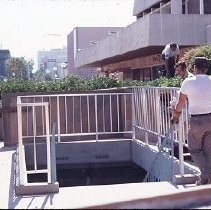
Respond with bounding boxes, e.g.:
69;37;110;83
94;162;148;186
74;14;211;68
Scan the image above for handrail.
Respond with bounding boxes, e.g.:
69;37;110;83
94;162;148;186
17;87;196;186
132;86;190;179
18;92;133;142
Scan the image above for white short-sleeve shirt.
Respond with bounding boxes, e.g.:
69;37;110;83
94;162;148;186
162;44;180;60
180;75;211;115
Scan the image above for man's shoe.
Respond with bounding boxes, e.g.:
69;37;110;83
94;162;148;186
196;178;208;186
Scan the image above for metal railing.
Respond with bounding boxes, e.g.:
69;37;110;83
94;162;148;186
143;123;175;182
17;92;132;186
17;92;133;142
17;97;57;186
16;87;195;186
132;86;190;178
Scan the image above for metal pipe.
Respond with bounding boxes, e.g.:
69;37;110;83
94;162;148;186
45;103;51;183
17;97;25;185
51;123;57;183
57;96;61;142
95;95;98;142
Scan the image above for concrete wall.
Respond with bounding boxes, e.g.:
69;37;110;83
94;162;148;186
133;0;204;16
171;0;182;14
131;140;199;176
75;16;149;67
67;27;122;77
67;31;75;75
75;14;211;68
24;140;132;168
148;14;211;45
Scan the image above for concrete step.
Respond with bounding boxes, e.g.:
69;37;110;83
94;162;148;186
173;174;199;185
16;182;59;196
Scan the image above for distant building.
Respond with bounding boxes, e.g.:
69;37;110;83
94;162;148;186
0;50;11;78
67;27;122;78
37;47;67;79
74;0;211;81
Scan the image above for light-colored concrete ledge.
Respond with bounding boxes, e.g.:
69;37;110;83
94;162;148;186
16;182;59;196
86;184;211;209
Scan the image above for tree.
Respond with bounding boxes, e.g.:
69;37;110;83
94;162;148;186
6;57;34;79
34;68;53;81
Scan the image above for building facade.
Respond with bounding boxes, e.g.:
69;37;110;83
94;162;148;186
0;50;11;78
37;47;67;79
67;27;122;78
74;0;211;81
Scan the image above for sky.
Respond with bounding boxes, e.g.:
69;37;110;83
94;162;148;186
0;0;136;70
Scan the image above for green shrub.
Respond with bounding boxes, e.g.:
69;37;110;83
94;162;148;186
145;76;182;87
0;75;183;97
86;75;122;90
121;79;145;87
182;45;211;73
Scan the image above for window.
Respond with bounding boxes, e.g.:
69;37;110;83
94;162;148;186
204;0;211;14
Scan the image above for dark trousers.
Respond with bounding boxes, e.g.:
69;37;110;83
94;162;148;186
166;57;175;78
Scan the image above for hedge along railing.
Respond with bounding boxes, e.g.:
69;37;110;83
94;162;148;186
0;76;182;96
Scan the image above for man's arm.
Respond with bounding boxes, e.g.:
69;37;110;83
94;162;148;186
175;92;187;112
171;92;187;123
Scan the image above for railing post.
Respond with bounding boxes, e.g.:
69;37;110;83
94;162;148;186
51;123;57;183
17;96;26;185
143;89;149;145
132;91;135;140
155;88;162;147
57;96;61;142
170;123;175;180
178;114;185;176
45;103;52;183
95;95;98;142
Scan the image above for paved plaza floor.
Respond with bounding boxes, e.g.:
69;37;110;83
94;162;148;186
1;142;211;209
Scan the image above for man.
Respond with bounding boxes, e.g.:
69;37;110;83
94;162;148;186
162;43;180;78
171;57;211;185
174;61;194;80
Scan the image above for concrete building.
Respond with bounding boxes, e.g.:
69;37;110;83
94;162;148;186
38;47;67;79
67;27;122;78
74;0;211;81
0;49;10;78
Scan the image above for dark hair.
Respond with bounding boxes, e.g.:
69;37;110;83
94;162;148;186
174;61;186;70
194;57;208;70
170;43;177;48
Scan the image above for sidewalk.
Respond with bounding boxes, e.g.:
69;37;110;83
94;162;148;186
1;142;211;209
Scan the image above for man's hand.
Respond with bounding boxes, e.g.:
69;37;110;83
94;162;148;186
170;108;181;124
